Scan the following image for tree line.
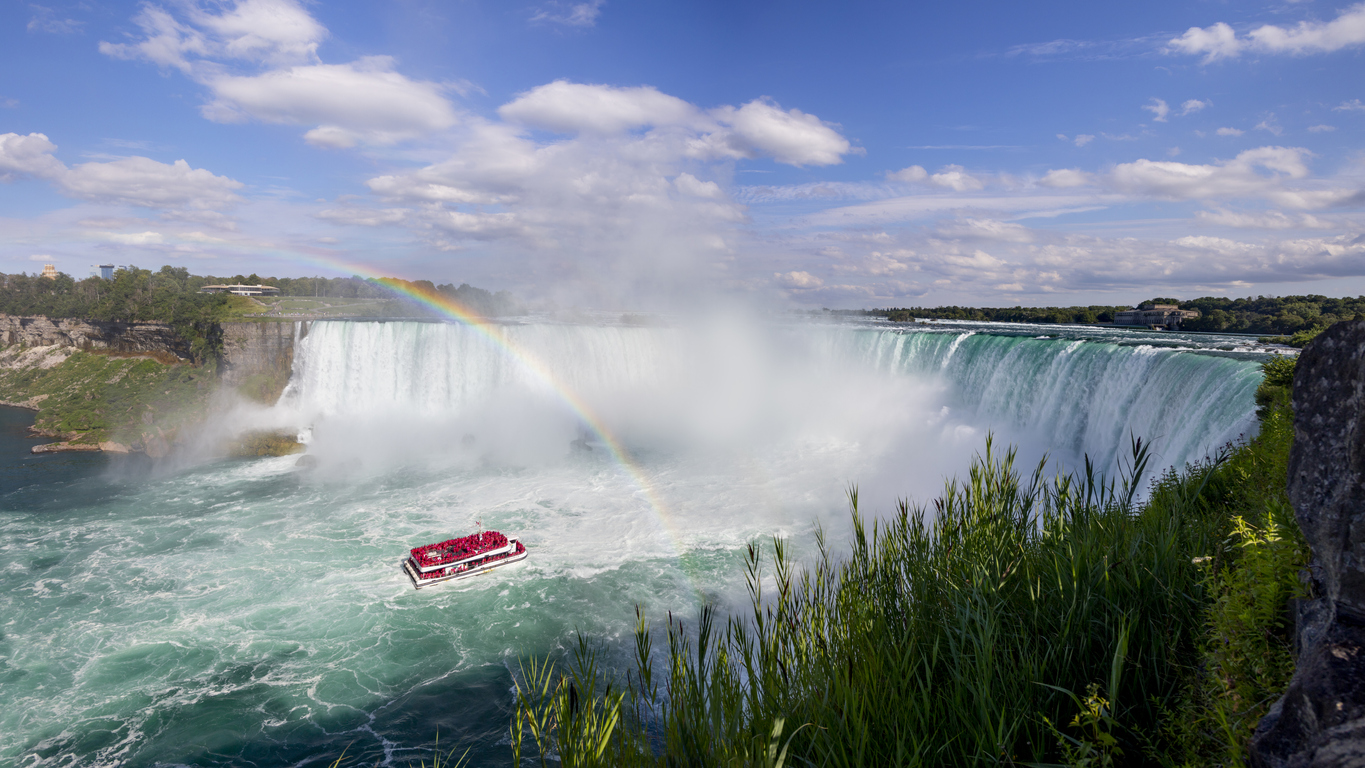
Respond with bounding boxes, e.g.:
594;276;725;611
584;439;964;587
878;294;1365;335
0;266;521;359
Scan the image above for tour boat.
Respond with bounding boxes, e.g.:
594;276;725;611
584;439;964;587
403;529;527;589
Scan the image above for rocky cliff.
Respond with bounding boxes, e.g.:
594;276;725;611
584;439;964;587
218;321;299;392
1251;320;1365;767
0;314;191;359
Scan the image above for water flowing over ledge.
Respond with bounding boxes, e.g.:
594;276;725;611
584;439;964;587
283;319;1262;475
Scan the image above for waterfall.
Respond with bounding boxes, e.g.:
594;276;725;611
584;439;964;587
843;328;1262;471
284;320;1262;475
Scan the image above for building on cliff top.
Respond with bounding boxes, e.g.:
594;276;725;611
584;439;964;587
1113;303;1200;330
199;284;281;296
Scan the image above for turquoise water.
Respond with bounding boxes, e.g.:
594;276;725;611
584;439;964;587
0;321;1273;766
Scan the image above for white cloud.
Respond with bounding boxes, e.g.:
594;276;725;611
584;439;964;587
1073;134;1095;147
935;218;1034;243
1169;3;1365;61
0;132;67;180
28;6;83;35
886;165;928;182
1255;116;1283;136
530;0;605;27
0;132;242;210
1308;124;1337;133
715;98;855;167
102;1;455;147
674;173;723;199
1216;127;1245;136
1335;99;1365;111
929;165;984;192
1143;98;1170;122
775;271;824;289
1039;168;1092;188
100;0;325;71
1180;99;1209;115
499;81;697;134
1107;146;1355;209
202;58;458;146
1196;208;1332;229
499;84;853;167
107;231;166;245
316;207;410;227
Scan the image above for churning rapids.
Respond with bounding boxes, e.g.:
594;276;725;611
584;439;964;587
1;318;1272;766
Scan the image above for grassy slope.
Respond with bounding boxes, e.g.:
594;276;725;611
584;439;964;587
510;363;1302;768
0;348;214;445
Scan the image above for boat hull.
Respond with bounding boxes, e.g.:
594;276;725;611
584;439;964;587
404;541;527;589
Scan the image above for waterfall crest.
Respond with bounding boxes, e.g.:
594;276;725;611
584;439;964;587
284;320;1261;473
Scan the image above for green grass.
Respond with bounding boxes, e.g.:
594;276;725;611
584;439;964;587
509;363;1302;767
252;296;414;317
0;348;214;445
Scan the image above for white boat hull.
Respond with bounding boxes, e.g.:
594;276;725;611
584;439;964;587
404;540;527;589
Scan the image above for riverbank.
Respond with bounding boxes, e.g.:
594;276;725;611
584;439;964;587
0;329;300;457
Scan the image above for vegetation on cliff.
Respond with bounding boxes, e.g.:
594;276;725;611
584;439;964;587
508;359;1304;767
879;294;1362;336
0;346;213;448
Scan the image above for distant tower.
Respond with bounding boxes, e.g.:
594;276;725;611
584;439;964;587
41;264;58;280
99;264;115;280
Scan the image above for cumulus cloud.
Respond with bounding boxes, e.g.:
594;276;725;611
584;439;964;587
499;81;696;134
1143;98;1170;122
1106;146;1353;208
1073;134;1095;147
0;132;242;210
203;58;458;146
1216;127;1245;136
101;0;456;147
674;173;724;199
499;83;853;167
929;165;984;192
775;271;824;289
101;0;326;70
1169;3;1365;62
715;98;855;166
342;89;826;303
1336;99;1365;112
1308;124;1337;133
887;165;928;182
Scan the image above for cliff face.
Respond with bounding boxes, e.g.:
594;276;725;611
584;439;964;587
218;321;300;403
1251;320;1365;767
0;315;191;359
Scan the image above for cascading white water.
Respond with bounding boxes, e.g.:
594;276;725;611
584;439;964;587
284;319;1261;478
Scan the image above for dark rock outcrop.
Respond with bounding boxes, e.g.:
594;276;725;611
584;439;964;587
1251;320;1365;767
0;314;191;358
218;321;298;389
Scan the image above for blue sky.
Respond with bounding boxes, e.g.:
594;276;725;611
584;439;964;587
2;0;1363;308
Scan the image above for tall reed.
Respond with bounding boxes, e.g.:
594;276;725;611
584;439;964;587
513;436;1238;766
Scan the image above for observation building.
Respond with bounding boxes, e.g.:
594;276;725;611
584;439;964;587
1113;304;1201;331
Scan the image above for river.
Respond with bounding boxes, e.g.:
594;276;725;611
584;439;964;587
0;318;1276;766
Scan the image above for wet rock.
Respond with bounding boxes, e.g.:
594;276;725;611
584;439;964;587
31;441;101;454
1251;320;1365;767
